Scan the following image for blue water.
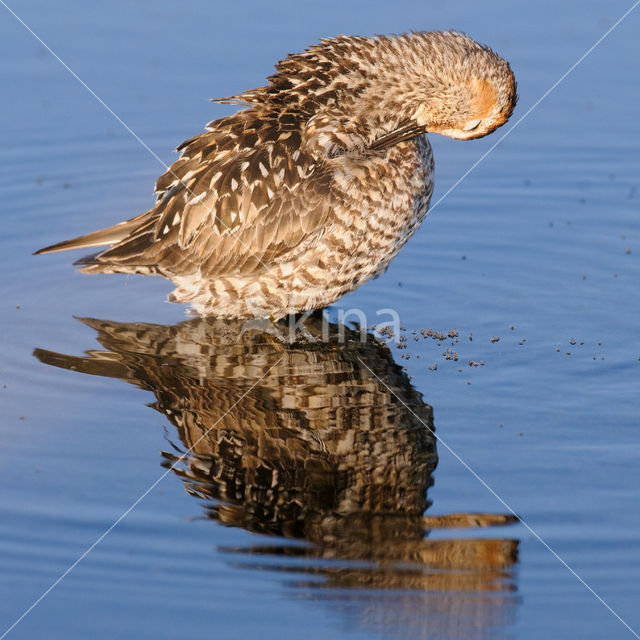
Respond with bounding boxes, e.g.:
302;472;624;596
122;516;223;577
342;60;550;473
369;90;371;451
1;1;640;638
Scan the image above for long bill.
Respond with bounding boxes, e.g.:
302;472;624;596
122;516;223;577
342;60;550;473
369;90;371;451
368;121;427;151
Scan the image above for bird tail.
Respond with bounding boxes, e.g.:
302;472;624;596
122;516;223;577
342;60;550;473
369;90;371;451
33;212;148;256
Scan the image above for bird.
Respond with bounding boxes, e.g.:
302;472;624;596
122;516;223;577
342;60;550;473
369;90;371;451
35;31;517;318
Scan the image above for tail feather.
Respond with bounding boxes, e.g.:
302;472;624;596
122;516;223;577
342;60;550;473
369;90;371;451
73;251;102;266
33;212;149;255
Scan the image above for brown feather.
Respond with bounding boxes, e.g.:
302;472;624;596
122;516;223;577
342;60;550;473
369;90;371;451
34;212;149;255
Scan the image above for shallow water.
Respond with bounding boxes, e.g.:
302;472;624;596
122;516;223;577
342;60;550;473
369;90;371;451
1;1;640;638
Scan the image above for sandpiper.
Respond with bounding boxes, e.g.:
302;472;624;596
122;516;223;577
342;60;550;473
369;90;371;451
36;31;517;317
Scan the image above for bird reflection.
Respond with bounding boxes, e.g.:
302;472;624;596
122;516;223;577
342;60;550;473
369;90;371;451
35;313;519;638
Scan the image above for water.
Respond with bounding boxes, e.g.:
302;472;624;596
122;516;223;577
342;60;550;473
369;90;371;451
1;1;640;638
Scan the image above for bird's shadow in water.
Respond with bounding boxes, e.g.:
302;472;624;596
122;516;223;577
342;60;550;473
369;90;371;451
34;312;520;638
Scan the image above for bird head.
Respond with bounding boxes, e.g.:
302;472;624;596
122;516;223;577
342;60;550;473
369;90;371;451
406;33;517;140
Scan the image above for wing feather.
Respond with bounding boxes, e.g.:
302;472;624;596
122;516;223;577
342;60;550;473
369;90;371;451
89;108;333;277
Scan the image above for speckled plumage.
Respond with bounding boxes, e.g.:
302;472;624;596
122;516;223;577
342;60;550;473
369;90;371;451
36;31;517;317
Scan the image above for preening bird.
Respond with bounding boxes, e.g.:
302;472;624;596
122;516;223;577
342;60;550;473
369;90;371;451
36;31;517;318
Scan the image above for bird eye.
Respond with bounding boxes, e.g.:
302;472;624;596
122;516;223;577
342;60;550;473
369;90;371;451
463;118;481;131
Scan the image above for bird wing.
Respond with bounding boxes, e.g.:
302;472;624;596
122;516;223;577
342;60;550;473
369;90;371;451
87;109;332;277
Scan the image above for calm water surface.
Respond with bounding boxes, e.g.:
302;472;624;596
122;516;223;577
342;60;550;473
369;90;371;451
1;1;639;638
